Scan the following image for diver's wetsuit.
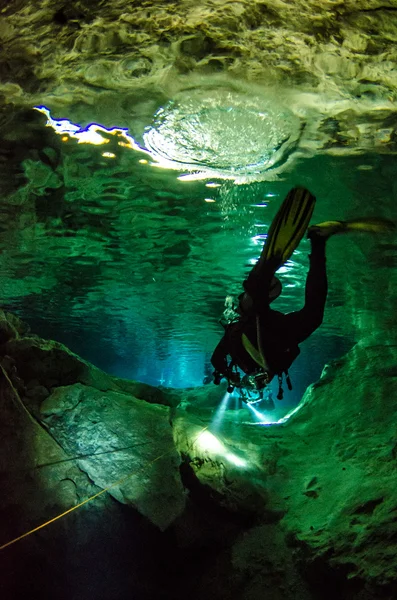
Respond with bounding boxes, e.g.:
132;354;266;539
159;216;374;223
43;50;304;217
211;236;328;381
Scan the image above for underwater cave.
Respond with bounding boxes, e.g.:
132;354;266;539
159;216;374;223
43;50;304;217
0;1;397;599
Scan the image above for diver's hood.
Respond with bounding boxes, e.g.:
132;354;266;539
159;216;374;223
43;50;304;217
269;276;282;302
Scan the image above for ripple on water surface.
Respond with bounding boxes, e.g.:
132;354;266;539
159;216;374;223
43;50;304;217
143;88;302;181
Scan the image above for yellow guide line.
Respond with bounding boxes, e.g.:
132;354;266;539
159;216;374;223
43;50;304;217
0;425;208;552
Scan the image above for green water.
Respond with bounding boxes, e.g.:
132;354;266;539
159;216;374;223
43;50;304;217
1;113;396;404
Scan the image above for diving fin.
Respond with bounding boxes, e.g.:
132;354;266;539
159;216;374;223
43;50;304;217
308;217;396;240
253;187;316;276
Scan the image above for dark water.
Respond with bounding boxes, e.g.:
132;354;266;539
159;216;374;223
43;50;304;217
1;108;396;411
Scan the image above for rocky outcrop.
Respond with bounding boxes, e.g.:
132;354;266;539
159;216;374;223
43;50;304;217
41;382;185;530
274;337;397;594
0;311;184;531
2;0;397;103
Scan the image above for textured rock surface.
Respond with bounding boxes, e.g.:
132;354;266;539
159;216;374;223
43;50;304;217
277;337;397;591
0;311;184;530
2;0;397;161
41;383;185;529
2;0;397;101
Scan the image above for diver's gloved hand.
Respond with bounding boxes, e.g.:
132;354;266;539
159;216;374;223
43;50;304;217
213;368;241;388
213;370;222;385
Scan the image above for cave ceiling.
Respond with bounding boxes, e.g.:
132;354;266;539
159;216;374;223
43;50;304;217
2;0;397;144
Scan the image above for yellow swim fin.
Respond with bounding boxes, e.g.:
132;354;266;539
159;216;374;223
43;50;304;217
308;217;396;239
257;187;316;273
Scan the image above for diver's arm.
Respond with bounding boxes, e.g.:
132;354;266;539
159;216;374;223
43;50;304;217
211;334;242;387
211;335;229;374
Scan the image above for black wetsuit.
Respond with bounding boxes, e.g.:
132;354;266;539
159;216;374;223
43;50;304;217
211;237;328;382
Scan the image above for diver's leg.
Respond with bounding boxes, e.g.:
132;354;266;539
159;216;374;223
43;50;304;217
304;236;328;317
240;256;279;314
284;236;328;342
242;187;316;313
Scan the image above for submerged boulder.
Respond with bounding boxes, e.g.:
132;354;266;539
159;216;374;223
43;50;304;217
0;312;184;533
41;383;185;530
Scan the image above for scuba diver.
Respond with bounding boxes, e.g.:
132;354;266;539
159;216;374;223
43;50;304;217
211;187;395;403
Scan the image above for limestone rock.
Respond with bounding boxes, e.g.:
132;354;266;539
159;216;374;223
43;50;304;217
4;333;177;410
172;413;272;518
0;360;97;545
266;339;397;591
41;383;185;530
0;309;29;344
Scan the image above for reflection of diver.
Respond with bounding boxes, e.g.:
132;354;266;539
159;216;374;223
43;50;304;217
211;187;395;402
